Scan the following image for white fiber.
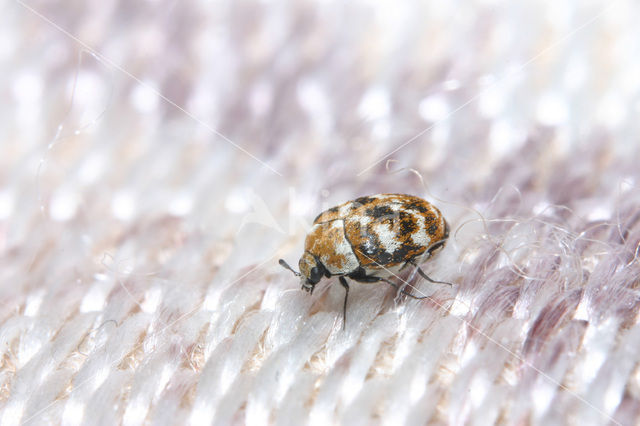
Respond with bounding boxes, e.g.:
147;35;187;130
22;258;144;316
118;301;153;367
3;1;640;425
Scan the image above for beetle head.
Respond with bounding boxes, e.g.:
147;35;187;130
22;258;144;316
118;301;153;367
298;252;325;294
279;254;326;294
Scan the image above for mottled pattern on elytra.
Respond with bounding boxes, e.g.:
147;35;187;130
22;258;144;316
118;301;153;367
311;194;447;270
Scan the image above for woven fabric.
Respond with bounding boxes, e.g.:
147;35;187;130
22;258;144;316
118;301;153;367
2;1;640;425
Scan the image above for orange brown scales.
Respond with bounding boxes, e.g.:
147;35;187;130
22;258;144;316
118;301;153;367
303;221;358;274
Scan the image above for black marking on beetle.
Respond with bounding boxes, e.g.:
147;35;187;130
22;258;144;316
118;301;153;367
427;219;449;256
399;211;418;234
391;242;424;264
354;196;377;206
428;224;438;235
423;214;436;224
366;205;395;219
314;254;333;279
378;251;392;264
356;230;394;265
359;237;377;256
405;201;429;213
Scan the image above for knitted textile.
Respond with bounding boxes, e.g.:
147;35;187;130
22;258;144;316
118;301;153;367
2;1;640;425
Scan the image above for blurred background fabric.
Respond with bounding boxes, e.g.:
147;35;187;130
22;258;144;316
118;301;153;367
2;0;640;424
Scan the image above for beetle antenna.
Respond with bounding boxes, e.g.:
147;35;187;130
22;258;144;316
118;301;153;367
279;259;301;276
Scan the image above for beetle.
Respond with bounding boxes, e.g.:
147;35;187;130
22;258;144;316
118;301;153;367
279;193;451;328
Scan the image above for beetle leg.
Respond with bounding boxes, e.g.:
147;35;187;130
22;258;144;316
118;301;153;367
338;276;349;330
377;276;432;299
350;274;431;300
408;260;452;286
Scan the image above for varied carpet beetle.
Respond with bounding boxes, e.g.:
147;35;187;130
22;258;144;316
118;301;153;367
279;193;451;328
